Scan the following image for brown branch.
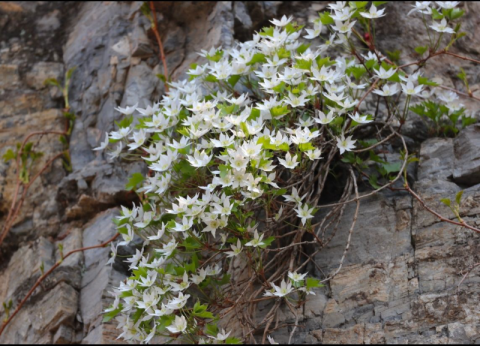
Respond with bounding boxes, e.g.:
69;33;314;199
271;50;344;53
404;184;480;234
149;1;169;92
0;152;65;247
0;232;119;336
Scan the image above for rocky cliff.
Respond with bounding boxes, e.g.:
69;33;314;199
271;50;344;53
1;1;480;344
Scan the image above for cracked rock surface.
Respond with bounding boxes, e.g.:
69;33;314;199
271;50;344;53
1;1;480;344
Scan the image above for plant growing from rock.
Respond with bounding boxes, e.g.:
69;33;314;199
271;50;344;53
0;67;76;248
3;1;479;344
94;2;480;344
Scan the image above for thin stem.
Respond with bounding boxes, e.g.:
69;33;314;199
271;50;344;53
0;233;119;336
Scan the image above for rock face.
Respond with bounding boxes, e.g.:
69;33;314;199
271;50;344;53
1;1;480;344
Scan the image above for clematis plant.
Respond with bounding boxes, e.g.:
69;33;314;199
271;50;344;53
96;1;475;344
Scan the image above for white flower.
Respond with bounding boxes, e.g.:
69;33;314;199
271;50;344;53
208;329;231;342
115;103;138;115
349;112;372;124
268;335;279;344
360;4;386;19
271;279;294;297
187;150;212;168
401;81;424;96
294;203;315;225
373;66;397;79
435;1;460;10
430;18;455;34
245;230;265;248
336;134;356;154
270;15;293;27
93;132;109;151
408;1;432;16
226;239;243;257
314;110;336;125
288;271;308;282
127;130;147;151
372;84;399;97
278;152;299;169
166;315;187;334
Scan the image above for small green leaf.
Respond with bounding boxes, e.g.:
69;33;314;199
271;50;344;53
247;53;267;66
432;8;444;20
156;74;167;83
455;190;464;205
66;66;77;81
418;76;439;86
319;12;334;25
125;172;144;191
2;149;16;162
44;78;61;88
414;46;428;55
440;198;451;207
306;277;322;289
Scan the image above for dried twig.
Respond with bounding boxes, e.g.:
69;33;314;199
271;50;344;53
0;233;119;336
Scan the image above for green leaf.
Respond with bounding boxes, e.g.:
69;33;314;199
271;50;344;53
225;337;242;344
432;8;444;20
369;174;381;189
273;188;287;196
204;74;218;83
415;46;428;55
296;43;311;55
386;50;401;63
125;172;144;191
259;236;275;249
382;162;402;174
219;164;230;179
270;105;289;118
306;277;322;289
319;12;334;25
2;149;16;162
346;66;366;80
102;306;122;322
455;190;464;205
259;26;274;37
295;59;312;70
156;74;167;83
373;1;387;6
65;66;77;81
449;8;464;20
440;198;451;207
418;76;439;86
247;53;267;66
173;160;196;178
298;142;315;152
228;75;241;87
457;67;467;84
205;323;219;337
43;78;61;88
349;1;368;8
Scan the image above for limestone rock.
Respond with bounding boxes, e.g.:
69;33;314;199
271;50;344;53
453;124;480;185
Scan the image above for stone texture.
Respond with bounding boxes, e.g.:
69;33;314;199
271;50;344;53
453;124;480;185
1;1;480;345
418;137;454;182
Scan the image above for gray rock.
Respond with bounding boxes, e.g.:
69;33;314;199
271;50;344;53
453;124;480;186
418;137;454;181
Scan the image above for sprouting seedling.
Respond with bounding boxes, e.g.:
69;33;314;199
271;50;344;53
441;190;464;223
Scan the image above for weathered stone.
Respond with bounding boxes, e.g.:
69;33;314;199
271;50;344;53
0;64;20;89
26;61;64;90
53;324;74;344
315;193;413;271
453;124;480;185
5;237;55;301
418;137;454;181
323;324;365;344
